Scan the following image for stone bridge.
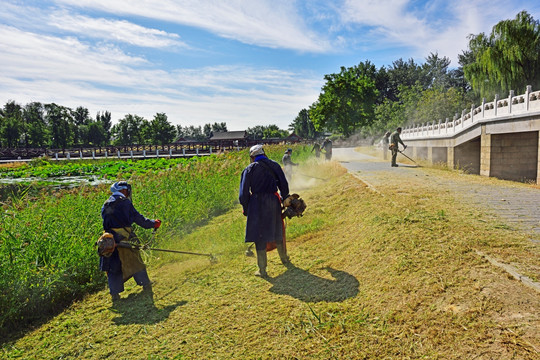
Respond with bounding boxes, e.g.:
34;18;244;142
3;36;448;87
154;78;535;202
401;86;540;184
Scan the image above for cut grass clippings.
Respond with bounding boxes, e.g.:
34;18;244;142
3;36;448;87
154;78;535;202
2;159;539;359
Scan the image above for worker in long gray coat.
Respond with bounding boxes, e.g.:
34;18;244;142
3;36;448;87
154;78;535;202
239;145;290;277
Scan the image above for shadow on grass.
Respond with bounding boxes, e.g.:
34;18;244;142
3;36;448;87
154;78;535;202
266;264;359;302
111;292;187;325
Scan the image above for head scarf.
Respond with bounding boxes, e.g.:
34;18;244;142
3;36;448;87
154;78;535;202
249;144;264;157
110;181;129;193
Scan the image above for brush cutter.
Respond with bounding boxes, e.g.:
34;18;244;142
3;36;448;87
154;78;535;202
398;149;419;166
297;172;327;181
117;242;217;263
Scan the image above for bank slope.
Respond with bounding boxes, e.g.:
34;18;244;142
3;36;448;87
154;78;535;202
3;167;539;359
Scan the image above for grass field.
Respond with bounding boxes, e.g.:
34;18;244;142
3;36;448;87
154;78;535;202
2;150;538;359
0;145;311;337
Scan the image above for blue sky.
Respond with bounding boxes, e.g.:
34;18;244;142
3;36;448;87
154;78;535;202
1;0;539;131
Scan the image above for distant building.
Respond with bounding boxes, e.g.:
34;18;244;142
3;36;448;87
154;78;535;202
285;132;302;143
209;131;248;147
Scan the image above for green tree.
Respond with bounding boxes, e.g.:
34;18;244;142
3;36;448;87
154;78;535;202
289;108;317;139
370;98;404;137
71;106;91;145
309;64;379;136
86;120;106;146
203;122;228;138
112;114;148;145
464;10;540;98
414;87;464;125
175;124;185;139
0;101;23;148
23;102;49;148
148;113;176;145
387;58;428;94
45;103;74;149
262;124;288;139
246;125;265;140
203;123;212;138
182;125;205;140
423;52;452;89
96;111;112;144
246;125;288;139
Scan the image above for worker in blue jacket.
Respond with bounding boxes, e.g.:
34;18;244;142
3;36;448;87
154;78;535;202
100;181;161;302
239;145;290;277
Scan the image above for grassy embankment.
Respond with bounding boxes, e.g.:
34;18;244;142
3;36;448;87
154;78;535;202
2;147;539;359
0;145;311;338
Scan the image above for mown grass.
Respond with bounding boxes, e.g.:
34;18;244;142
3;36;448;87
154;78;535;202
0;145;311;337
2;154;538;359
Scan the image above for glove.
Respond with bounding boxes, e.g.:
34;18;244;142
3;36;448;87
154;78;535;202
403;145;407;150
153;219;161;229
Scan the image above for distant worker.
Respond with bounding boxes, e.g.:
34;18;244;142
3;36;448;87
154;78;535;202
311;142;321;158
239;145;291;278
282;148;298;181
322;138;333;161
99;181;161;302
389;127;407;167
382;131;391;160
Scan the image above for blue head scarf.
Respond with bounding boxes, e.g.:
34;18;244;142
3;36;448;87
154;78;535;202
110;181;130;193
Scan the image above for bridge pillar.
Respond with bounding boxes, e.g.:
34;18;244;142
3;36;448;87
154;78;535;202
537;131;540;185
480;125;492;177
447;147;454;169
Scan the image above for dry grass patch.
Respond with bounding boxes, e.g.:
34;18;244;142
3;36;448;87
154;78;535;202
0;162;26;169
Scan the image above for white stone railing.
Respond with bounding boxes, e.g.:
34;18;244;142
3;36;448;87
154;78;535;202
401;85;540;140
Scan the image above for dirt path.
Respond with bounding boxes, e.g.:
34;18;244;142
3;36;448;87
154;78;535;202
333;147;540;239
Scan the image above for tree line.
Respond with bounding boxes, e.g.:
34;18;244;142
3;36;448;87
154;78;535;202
289;10;540;140
0;100;291;149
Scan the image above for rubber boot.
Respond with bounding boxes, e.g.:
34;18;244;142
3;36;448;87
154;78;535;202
276;243;290;265
143;283;153;293
111;293;121;303
255;250;268;277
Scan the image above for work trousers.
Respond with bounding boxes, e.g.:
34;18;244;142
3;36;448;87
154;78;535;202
107;269;151;295
391;148;398;166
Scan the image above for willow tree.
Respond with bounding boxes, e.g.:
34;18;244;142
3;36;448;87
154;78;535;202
464;11;540;98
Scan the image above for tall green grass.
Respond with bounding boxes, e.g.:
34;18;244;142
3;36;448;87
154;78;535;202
0;157;194;179
0;145;310;336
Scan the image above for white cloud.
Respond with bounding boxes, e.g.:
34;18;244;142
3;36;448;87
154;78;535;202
48;11;187;49
0;24;321;129
339;0;540;65
0;25;148;83
55;0;332;52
